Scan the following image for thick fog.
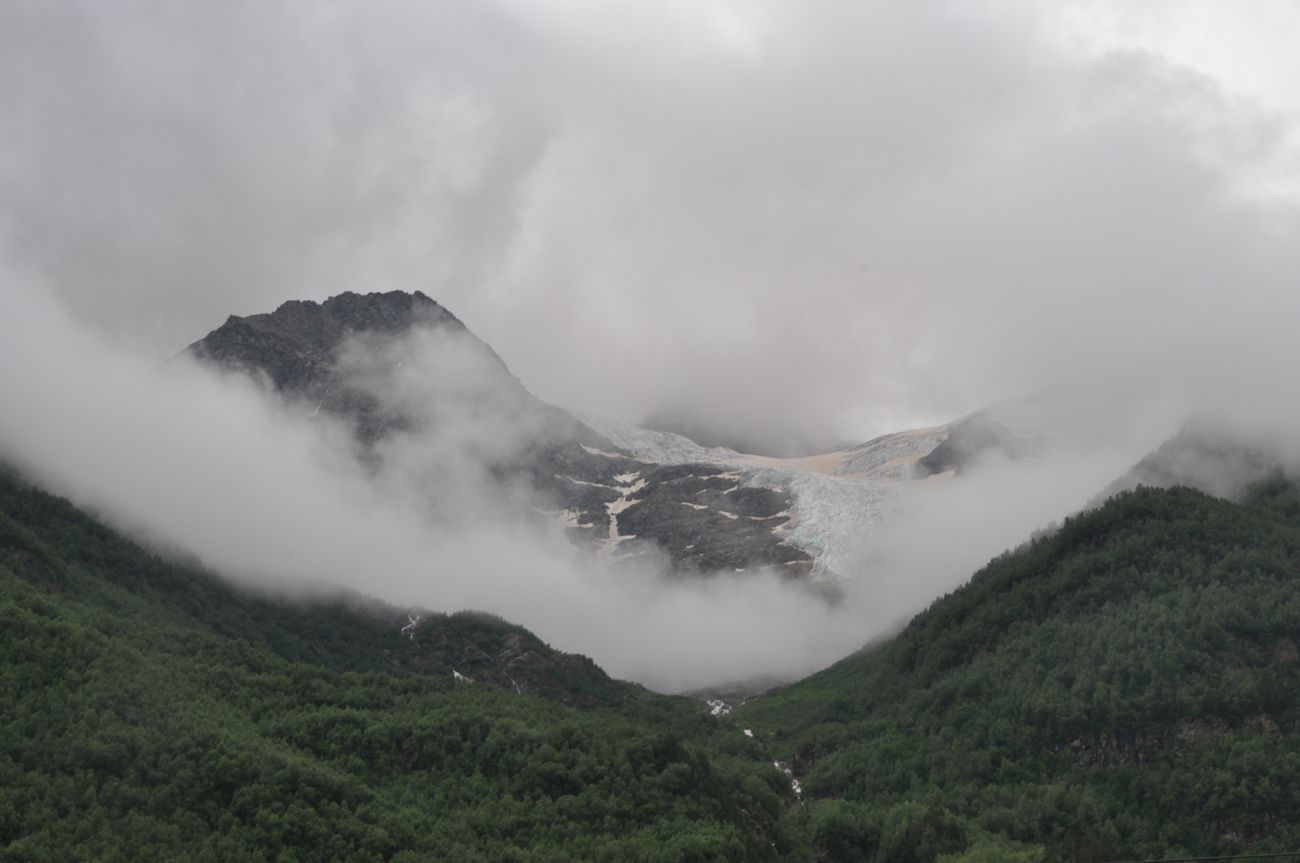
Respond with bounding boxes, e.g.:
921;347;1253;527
3;1;1300;689
4;1;1299;446
0;281;876;691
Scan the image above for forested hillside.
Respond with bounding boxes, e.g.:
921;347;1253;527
0;470;798;861
737;479;1300;861
10;462;1300;862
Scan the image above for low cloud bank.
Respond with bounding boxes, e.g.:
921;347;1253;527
3;2;1300;690
0;283;873;691
2;279;1292;692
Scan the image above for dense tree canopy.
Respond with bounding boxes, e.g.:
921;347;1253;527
8;465;1300;861
0;471;796;861
738;480;1300;861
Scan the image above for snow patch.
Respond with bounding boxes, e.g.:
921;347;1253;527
601;472;647;557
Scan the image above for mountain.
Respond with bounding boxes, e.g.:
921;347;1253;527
14;338;1300;859
0;466;802;860
915;404;1048;478
187;291;816;579
734;478;1300;861
18;436;1300;861
1105;418;1285;502
189;291;484;442
186;290;1031;584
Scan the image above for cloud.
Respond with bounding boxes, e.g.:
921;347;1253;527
2;1;1299;451
0;0;550;348
0;274;1221;694
0;278;885;691
4;1;1300;689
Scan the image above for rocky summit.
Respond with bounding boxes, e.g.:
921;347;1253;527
189;291;496;442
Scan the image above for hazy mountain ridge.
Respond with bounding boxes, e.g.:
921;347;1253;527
1105;419;1288;503
187;290;822;578
186;290;1016;584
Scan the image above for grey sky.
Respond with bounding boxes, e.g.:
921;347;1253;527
3;1;1300;688
2;0;1298;446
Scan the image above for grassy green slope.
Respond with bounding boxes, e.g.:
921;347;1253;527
737;481;1300;861
0;470;798;862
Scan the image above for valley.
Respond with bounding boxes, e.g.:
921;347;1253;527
4;4;1298;858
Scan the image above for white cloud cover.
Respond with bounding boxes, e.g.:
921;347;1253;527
2;1;1298;447
0;278;888;692
3;1;1300;689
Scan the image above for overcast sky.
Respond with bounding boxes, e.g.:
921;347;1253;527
3;0;1299;447
4;1;1300;690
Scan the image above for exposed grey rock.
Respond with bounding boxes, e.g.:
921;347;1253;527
616;464;810;577
189;290;472;442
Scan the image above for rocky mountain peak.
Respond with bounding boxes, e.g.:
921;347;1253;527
186;290;517;441
191;290;471;387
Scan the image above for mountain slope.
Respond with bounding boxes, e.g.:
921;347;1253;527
0;468;801;861
186;291;819;579
735;479;1300;861
188;291;1063;587
1105;419;1284;502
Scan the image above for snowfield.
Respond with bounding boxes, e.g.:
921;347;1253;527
578;414;952;582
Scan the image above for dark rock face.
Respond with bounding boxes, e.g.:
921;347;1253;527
186;290;813;579
616;465;810;576
189;291;476;441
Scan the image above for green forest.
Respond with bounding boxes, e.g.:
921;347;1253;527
737;478;1300;861
0;469;795;862
6;466;1300;861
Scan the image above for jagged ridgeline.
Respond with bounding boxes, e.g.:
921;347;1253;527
735;478;1300;862
0;468;802;860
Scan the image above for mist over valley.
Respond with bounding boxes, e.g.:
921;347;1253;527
5;2;1300;860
